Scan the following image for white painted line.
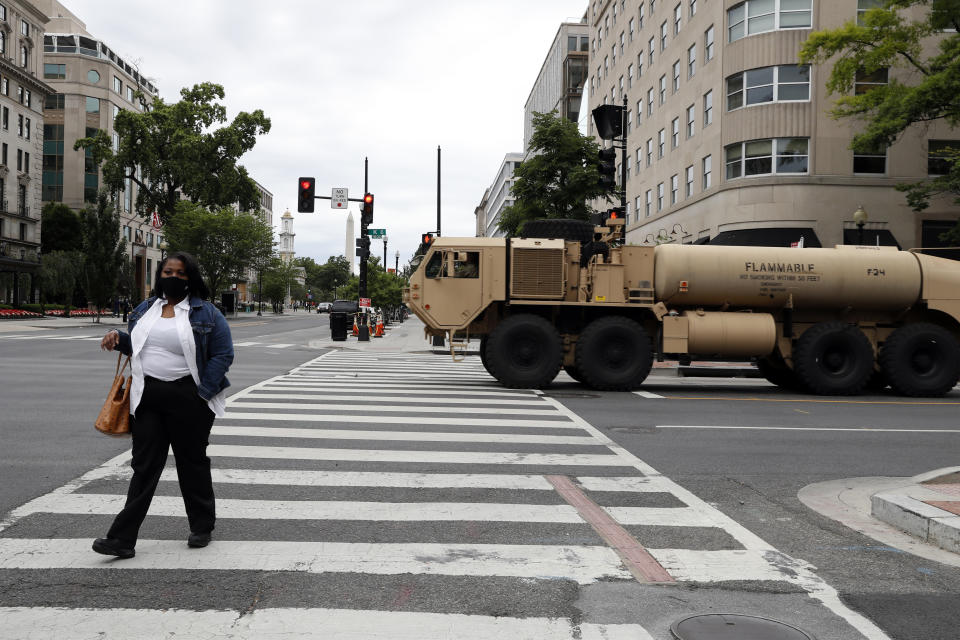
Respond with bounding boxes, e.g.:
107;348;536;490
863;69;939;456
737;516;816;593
205;444;630;466
17;493;585;523
633;391;665;399
213;425;599;445
47;335;94;340
227;401;558;416
575;476;674;493
220;412;581;429
232;341;260;346
262;383;531;396
266;343;294;348
0;606;653;640
244;392;545;405
160;469;558;490
656;425;960;433
0;539;631;584
648;548;811;583
603;506;719;527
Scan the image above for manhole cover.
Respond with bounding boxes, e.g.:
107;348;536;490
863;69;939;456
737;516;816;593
671;614;814;640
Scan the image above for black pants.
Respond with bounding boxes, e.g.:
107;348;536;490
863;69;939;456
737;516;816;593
107;375;216;546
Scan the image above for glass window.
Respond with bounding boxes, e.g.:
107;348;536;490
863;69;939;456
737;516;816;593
113;76;121;92
645;190;653;216
671;174;679;204
728;0;810;42
671;117;680;148
657;183;664;211
45;93;65;110
690;0;697;16
21;19;28;36
85;96;100;113
703;90;713;125
19;44;27;68
855;68;888;94
705;26;715;60
703;154;712;188
629;17;635;40
686;104;695;137
647;87;654;115
659;74;666;103
87;69;100;83
628;63;634;88
453;251;480;278
853;143;886;174
928;140;959;175
639;3;645;28
649;37;655;65
672;60;680;91
674;3;682;34
660;21;668;49
857;0;883;25
688;44;696;77
685;165;695;197
658;129;665;157
637;50;644;77
647;138;653;165
725;138;808;178
568;35;578;51
44;63;65;79
726;65;809;110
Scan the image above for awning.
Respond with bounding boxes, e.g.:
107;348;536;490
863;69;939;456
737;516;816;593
693;236;711;245
842;229;900;248
707;227;822;248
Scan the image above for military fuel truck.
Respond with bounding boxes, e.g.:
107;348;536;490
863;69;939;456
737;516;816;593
403;218;960;396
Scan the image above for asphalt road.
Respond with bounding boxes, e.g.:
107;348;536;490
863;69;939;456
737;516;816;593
1;313;958;639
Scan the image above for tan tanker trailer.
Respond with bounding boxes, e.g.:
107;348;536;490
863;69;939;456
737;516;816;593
403;218;960;397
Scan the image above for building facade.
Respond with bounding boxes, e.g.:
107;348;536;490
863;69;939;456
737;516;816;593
587;0;959;253
0;0;53;305
39;0;161;301
476;152;523;238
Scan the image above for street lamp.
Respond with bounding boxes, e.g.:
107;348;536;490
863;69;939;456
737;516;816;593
257;268;263;316
853;205;868;245
395;250;400;273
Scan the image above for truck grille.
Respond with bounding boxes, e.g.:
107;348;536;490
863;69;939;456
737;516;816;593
511;248;565;299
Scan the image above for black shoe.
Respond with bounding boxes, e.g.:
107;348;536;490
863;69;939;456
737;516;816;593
188;532;212;548
92;537;135;559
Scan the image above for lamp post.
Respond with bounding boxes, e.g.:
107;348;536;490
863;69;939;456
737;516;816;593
395;250;400;273
257;269;263;316
853;205;868;245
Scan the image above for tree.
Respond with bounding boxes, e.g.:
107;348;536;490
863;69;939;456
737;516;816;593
40;203;82;254
74;82;271;221
800;0;960;216
316;255;352;299
79;192;126;322
39;250;82;312
497;110;617;236
261;258;299;312
162;201;275;297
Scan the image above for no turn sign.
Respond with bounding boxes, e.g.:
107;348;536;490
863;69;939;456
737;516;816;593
331;188;348;209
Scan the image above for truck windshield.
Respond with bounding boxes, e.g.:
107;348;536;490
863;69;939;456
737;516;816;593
424;252;445;278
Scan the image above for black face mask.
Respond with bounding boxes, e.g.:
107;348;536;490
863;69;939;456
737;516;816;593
158;276;189;300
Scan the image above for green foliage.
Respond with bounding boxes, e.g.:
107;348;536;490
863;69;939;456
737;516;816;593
261;258;299;305
79;192;126;322
800;0;960;214
339;257;405;309
40;203;82;254
74;82;271;221
39;250;82;310
496;110;616;236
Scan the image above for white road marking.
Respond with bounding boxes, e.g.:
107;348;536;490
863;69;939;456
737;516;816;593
0;539;631;584
0;607;653;640
648;548;812;582
47;335;94;340
160;469;559;490
633;391;665;399
244;391;545;405
265;343;294;348
227;401;559;416
656;425;960;433
213;425;598;445
220;412;581;429
232;341;260;346
575;476;674;492
262;382;530;396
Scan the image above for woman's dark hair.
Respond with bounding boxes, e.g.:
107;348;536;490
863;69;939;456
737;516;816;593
150;251;210;300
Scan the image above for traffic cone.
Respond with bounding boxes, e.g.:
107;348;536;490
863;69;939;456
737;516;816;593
351;317;359;336
374;318;384;337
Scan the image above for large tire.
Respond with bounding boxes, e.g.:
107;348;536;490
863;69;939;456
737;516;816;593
479;336;491;375
580;241;610;267
575;316;652;391
880;323;960;397
521;219;594;244
485;314;562;388
794;322;874;395
756;355;804;391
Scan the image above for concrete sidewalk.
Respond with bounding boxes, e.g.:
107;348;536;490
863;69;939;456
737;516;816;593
870;467;960;554
0;309;286;332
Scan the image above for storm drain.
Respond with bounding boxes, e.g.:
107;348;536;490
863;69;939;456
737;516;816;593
671;614;814;640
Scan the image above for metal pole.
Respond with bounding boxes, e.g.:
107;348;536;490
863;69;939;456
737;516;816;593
257;270;262;316
395;251;399;273
620;95;628;244
437;145;441;237
358;157;370;341
383;238;387;267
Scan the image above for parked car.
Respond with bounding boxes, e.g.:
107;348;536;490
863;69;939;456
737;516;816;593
316;302;333;313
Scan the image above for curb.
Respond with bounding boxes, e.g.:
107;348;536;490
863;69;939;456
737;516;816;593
871;466;960;554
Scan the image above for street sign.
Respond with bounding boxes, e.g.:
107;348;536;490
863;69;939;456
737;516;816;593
331;188;348;209
359;297;371;308
368;228;386;238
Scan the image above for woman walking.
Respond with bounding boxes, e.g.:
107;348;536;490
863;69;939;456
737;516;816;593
95;251;234;558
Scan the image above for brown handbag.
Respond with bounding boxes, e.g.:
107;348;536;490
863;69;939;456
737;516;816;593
95;353;132;437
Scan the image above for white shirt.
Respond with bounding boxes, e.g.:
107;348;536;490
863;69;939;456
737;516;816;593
128;296;227;418
141;316;191;380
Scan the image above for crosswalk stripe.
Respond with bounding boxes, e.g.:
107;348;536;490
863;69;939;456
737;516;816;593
213;425;600;445
47;335;94;340
227;401;559;416
244;392;545;405
0;607;653;640
232;341;260;346
220;412;581;429
204;444;630;466
633;391;665;399
260;382;529;396
265;343;294;348
0;539;632;583
175;469;557;489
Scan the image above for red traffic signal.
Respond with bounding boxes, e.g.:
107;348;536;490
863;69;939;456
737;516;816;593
422;232;435;245
297;177;315;213
361;192;374;224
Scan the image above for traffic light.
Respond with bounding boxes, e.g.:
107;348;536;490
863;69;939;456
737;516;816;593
598;148;617;189
355;236;371;259
422;232;435;246
361;193;374;225
608;206;625;220
297;177;315;213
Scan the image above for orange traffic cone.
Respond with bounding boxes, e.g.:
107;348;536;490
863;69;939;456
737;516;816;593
351;318;359;336
374;319;384;337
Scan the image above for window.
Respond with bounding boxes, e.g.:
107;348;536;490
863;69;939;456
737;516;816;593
645;190;653;216
639;3;645;28
20;19;28;36
635;196;642;219
146;259;152;285
728;0;811;42
637;50;644;77
628;64;634;88
19;44;27;67
705;26;715;60
661;21;668;49
685;165;695;197
853;144;886;174
855;68;888;94
857;0;883;25
672;60;680;91
659;74;666;103
44;63;65;79
688;44;696;77
620;31;625;55
87;69;100;83
671;175;679;204
113;76;122;93
23;89;29;108
123;226;132;242
686;104;695;137
703;155;713;188
658;129;665;157
671;117;680;148
1;106;7;130
690;0;697;16
629;17;635;40
16;114;21;137
647;138;653;165
636;100;642;125
612;43;616;66
647;87;654;115
619;75;624;98
0;30;4;57
85;96;99;113
1;77;6;95
725;138;809;179
649;37;655;65
24;117;29;140
657;183;665;211
636;146;642;169
16;148;21;171
0;5;5;21
674;3;682;34
726;65;810;110
44;93;64;110
146;232;154;248
703;90;713;125
627;109;633;133
1;142;6;165
928;140;960;175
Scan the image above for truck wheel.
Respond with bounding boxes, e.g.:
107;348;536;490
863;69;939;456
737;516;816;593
756;355;804;391
794;322;874;395
880;323;960;397
520;219;595;244
485;314;562;388
479;336;491;374
575;316;652;391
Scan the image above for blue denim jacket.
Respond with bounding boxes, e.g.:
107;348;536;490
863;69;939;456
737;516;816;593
116;296;234;400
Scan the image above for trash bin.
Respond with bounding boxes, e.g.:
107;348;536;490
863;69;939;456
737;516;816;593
330;312;348;341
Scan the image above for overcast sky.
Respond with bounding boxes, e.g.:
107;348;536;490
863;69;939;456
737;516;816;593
60;0;588;270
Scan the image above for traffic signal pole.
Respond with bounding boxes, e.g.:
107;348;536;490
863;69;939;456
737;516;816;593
620;95;628;244
357;158;371;341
